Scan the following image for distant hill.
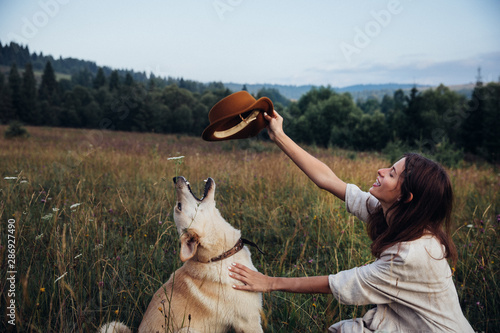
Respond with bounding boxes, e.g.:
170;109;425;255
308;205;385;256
224;82;476;101
223;83;314;101
223;82;433;101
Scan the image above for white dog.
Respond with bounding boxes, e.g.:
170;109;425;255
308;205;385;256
100;176;263;333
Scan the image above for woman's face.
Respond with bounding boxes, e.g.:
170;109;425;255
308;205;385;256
369;158;406;211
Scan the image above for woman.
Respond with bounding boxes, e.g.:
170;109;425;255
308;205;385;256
228;110;474;332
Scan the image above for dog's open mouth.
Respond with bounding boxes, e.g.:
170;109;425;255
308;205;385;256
173;176;214;201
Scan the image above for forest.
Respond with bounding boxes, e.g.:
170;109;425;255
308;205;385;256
1;41;499;165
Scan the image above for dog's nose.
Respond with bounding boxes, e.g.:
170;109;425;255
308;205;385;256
173;176;185;184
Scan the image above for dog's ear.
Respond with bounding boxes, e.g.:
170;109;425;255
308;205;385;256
180;232;199;262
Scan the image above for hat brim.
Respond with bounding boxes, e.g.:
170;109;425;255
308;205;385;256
202;97;273;141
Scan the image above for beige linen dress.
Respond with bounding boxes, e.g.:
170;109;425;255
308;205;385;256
328;184;474;332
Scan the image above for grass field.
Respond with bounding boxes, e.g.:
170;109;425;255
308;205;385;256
0;126;498;332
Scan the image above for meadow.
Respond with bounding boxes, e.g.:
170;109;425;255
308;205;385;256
0;126;498;332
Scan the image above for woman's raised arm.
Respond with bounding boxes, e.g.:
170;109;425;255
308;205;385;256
264;110;347;201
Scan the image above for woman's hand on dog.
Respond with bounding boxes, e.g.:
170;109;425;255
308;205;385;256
230;263;332;294
229;263;274;293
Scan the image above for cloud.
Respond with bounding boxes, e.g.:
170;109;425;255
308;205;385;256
304;52;500;87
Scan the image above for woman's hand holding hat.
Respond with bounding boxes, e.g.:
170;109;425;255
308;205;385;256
264;110;284;143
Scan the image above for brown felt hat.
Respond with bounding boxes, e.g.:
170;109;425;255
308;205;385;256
202;91;274;141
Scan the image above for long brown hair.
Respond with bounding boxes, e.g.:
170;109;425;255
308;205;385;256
366;153;458;264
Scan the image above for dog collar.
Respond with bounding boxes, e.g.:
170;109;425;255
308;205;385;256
206;238;265;263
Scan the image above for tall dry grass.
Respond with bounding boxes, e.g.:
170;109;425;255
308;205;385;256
0;126;498;332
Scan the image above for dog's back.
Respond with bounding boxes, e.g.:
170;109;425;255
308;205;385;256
139;247;262;332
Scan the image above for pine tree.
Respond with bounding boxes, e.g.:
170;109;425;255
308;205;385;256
8;63;22;121
0;71;16;124
109;70;120;91
21;62;40;124
39;61;59;103
93;67;106;89
460;83;485;154
124;73;134;86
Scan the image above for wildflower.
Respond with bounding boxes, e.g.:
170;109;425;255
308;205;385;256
52;208;59;212
35;233;44;240
70;203;81;209
308;259;314;263
108;208;114;214
98;281;104;287
40;287;45;293
4;176;17;180
159;220;163;225
158;307;163;313
115;310;119;315
312;303;317;308
167;156;184;160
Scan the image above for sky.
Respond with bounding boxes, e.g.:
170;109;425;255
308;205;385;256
1;0;499;87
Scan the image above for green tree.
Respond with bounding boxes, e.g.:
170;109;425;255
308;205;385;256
0;73;15;124
418;84;467;150
39;61;59;104
403;86;423;145
8;63;22;120
460;83;486;155
357;96;380;114
351;111;389;150
380;94;394;114
124;73;134;86
109;70;120;91
478;83;500;161
171;104;193;133
71;68;93;88
21;62;40;124
93;67;106;89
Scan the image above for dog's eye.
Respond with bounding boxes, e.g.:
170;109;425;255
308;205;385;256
177;202;182;211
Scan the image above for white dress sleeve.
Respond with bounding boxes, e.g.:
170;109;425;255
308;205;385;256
344;183;379;222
